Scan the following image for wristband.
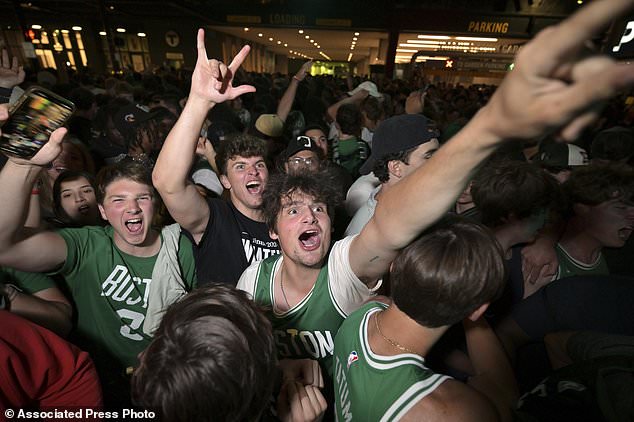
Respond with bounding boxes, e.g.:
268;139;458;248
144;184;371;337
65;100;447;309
292;75;301;82
0;86;12;104
31;188;40;195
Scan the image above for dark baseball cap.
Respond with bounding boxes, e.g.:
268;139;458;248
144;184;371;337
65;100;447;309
359;114;439;175
285;135;322;159
113;103;159;139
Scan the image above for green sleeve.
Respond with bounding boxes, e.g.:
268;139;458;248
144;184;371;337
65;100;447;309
1;267;57;294
178;233;198;289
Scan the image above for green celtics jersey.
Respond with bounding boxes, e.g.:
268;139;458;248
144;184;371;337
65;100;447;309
334;302;450;422
249;255;345;376
238;235;375;378
0;266;56;294
555;243;609;280
55;225;197;370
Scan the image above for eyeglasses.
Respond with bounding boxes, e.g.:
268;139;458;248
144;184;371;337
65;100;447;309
287;157;316;166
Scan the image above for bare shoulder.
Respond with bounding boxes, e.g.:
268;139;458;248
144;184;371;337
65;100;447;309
401;379;499;422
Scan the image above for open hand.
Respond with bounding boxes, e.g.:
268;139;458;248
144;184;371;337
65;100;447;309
0;49;25;89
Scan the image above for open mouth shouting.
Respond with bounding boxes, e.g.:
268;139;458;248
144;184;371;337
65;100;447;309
125;217;144;234
299;229;321;251
246;180;262;195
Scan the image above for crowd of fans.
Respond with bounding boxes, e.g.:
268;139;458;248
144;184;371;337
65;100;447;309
1;1;633;420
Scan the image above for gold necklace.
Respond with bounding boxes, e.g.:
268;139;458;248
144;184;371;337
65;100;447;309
374;311;416;354
279;264;291;310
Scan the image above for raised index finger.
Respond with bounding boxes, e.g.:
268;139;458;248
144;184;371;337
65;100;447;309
196;28;208;64
227;45;251;75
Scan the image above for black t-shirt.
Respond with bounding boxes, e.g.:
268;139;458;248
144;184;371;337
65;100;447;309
184;198;280;286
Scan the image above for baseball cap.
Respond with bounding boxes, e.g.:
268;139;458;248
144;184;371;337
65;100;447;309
255;114;284;137
534;143;589;168
348;81;383;99
359;114;439;175
113;103;158;139
285;135;322;159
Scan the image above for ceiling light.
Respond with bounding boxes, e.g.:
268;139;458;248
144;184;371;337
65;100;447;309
99;31;107;36
417;35;451;40
399;43;440;48
310;39;314;42
354;32;359;36
396;49;418;53
455;36;498;42
284;43;288;47
305;35;309;39
406;39;444;44
31;24;42;29
353;37;357;41
116;28;126;33
61;29;69;33
298;30;304;34
72;26;82;31
258;33;263;37
244;27;249;31
268;37;273;41
137;32;146;37
347;53;353;62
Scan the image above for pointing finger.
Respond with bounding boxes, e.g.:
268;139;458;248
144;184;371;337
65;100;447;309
196;29;208;65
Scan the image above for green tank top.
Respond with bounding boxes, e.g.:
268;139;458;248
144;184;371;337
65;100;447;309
555;243;609;280
334;302;450;422
252;255;347;377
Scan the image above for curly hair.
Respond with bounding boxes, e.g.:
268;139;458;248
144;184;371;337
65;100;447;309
215;133;268;176
262;169;344;232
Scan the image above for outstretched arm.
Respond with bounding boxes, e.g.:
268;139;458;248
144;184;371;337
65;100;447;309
153;29;255;243
0;106;68;272
350;0;634;284
277;60;311;123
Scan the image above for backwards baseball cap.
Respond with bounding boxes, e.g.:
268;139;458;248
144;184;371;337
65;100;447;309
348;81;383;99
255;114;284;137
113;103;158;139
534;142;589;168
359;114;439;175
285;135;322;159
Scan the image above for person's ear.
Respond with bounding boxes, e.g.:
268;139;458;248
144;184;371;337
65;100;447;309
98;204;108;221
269;228;279;240
467;303;489;321
387;160;402;178
220;174;231;190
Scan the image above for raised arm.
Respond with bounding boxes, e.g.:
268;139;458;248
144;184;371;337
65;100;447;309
277;60;311;123
350;0;634;283
0;106;68;273
152;29;255;242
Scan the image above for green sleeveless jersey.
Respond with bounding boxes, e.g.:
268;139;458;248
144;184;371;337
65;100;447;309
334;302;450;422
250;254;346;376
555;243;609;280
238;235;375;378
